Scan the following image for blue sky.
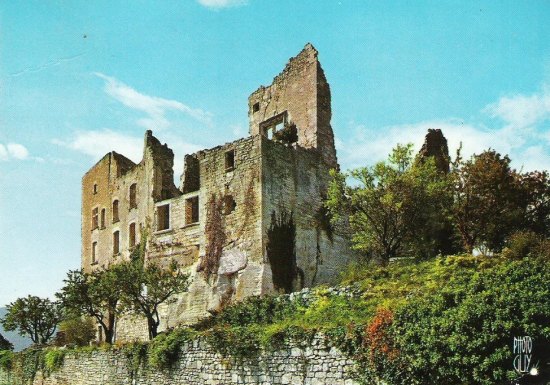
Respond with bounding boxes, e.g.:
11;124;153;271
1;0;549;306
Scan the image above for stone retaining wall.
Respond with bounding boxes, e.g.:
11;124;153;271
0;335;360;385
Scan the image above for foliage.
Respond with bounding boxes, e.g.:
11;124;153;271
57;266;127;344
118;250;189;340
450;149;525;253
56;316;96;347
204;325;261;359
148;328;196;369
0;350;14;371
1;296;62;345
0;333;13;351
327;144;450;263
273;122;298;144
518;170;550;235
358;257;550;385
43;349;66;373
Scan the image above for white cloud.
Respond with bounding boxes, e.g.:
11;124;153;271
0;144;7;161
0;142;30;161
53;129;203;182
197;0;247;9
337;86;550;172
7;143;29;160
484;85;550;129
53;129;144;163
95;73;213;130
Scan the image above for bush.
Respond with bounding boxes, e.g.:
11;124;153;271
0;350;14;371
56;317;96;347
384;257;550;385
149;328;196;369
43;349;66;373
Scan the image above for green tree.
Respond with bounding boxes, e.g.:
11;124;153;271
327;144;449;263
0;333;13;351
55;316;96;347
57;266;126;344
119;249;189;340
518;170;550;236
450;149;524;253
1;296;61;345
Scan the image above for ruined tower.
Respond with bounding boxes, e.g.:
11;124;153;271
81;44;356;341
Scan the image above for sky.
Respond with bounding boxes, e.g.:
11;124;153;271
1;0;549;306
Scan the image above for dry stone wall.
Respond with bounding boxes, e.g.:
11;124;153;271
0;336;360;385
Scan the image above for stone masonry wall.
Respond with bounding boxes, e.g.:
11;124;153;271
262;137;357;291
0;336;359;385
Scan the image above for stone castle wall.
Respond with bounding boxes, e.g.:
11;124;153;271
0;336;359;385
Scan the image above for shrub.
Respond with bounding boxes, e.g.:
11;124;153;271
0;350;14;371
149;328;196;369
43;349;66;373
56;316;96;347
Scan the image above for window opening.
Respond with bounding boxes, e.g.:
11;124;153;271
93;184;98;194
113;231;120;255
129;223;136;247
92;241;97;263
157;204;170;231
253;102;260;113
185;196;199;224
112;200;119;222
129;183;137;209
225;150;235;171
223;195;236;215
259;111;288;140
100;208;106;228
91;208;99;229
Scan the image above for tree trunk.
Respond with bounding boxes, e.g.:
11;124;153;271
146;315;158;340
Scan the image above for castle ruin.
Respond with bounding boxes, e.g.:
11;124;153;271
81;44;356;340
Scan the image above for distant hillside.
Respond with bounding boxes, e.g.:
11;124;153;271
0;307;32;351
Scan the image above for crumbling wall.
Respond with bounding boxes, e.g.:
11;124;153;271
152;136;266;328
248;43;337;168
417;128;450;174
261;137;356;290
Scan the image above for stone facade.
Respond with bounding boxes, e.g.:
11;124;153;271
80;43;357;341
0;336;359;385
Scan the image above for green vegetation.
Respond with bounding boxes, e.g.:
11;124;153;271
55;316;96;347
327;144;452;263
0;333;12;352
0;296;61;345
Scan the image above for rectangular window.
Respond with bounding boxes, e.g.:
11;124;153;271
91;241;97;263
112;200;119;222
113;231;120;255
252;102;260;113
93;183;98;194
100;208;106;228
129;183;137;209
225;150;235;171
259;111;287;139
157;204;170;231
129;223;136;247
91;208;99;229
185;196;199;224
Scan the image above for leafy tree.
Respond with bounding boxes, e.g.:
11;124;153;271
119;248;189;340
450;149;524;253
57;266;126;344
518;170;550;236
0;296;61;345
55;316;96;347
327;144;450;263
0;333;13;351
